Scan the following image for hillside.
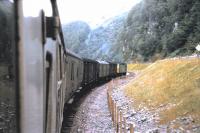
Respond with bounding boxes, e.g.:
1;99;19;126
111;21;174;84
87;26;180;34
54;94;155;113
62;21;91;54
117;0;200;62
85;13;127;62
125;57;200;130
62;13;127;62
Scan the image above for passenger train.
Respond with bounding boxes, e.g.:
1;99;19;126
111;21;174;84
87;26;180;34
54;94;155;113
0;0;127;133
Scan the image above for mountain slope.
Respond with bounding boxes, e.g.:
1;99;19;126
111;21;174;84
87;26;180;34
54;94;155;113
62;13;127;62
117;0;200;62
62;21;91;54
85;13;127;62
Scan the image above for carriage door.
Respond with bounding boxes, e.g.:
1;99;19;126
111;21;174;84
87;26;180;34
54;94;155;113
56;44;63;132
16;0;48;133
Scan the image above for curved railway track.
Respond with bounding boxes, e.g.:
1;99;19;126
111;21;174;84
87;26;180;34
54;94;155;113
61;82;108;132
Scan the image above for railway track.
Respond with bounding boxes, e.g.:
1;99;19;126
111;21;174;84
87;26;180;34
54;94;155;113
61;82;108;132
61;103;77;132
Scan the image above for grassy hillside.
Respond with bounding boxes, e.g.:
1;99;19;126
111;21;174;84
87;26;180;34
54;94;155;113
127;63;150;72
125;58;200;125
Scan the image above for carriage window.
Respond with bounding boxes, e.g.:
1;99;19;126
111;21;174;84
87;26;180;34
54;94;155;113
57;46;60;80
59;46;62;79
77;68;79;78
71;63;74;80
45;52;52;131
0;1;17;132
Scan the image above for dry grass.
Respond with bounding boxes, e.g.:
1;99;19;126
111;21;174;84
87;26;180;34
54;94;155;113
127;63;150;72
125;58;200;124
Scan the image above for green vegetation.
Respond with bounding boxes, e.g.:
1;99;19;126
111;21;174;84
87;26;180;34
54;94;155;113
125;58;200;125
62;21;91;54
117;0;200;62
62;14;127;62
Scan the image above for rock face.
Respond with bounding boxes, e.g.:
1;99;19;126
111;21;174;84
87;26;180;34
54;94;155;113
62;13;127;62
84;13;127;62
62;21;91;54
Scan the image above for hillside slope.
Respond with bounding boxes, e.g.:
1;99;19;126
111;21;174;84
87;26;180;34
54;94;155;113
117;0;200;62
84;13;127;62
127;63;150;72
62;13;127;62
62;21;91;54
125;57;200;129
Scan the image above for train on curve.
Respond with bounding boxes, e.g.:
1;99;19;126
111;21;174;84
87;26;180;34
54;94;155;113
0;0;127;133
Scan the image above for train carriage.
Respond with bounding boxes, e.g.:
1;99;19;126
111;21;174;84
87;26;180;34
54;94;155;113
82;58;98;86
45;34;67;133
97;60;110;80
65;50;83;101
8;0;68;132
108;62;117;78
117;63;127;76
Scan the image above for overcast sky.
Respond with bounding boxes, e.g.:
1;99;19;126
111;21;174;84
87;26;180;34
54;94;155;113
57;0;141;28
23;0;141;28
